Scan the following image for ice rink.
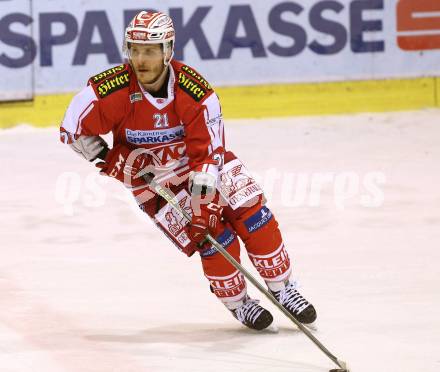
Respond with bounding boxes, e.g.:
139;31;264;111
1;110;439;372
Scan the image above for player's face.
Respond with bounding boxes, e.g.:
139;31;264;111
129;44;165;85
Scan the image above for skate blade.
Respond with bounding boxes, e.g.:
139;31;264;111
263;324;279;333
304;321;318;331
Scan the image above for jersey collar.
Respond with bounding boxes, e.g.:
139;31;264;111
137;67;176;110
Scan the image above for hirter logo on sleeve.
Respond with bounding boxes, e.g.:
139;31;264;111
97;71;130;98
90;65;126;84
178;66;212;102
178;73;208;102
181;65;212;90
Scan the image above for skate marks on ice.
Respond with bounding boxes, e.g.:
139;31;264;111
84;322;285;345
0;270;315;372
84;323;325;372
0;249;316;372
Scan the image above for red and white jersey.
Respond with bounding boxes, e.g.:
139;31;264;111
60;60;225;181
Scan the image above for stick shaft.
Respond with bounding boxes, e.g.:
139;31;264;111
151;179;346;369
97;133;348;369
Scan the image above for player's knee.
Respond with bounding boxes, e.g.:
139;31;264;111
201;229;246;302
199;226;239;260
200;226;240;275
231;203;282;249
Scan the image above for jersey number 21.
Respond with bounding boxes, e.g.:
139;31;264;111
153;113;169;128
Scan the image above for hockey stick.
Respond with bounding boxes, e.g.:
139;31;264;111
96;148;348;371
147;177;349;372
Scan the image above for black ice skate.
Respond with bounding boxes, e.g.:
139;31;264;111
270;281;317;324
229;296;273;331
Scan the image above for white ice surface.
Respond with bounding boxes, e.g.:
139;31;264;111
0;110;439;372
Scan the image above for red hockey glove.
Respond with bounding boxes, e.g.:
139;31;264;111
187;202;224;249
95;144;149;187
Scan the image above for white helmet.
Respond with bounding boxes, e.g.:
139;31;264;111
123;11;175;66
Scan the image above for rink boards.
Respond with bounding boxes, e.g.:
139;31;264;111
0;77;439;128
1;0;440;126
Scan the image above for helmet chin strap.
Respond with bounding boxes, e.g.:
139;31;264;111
163;42;174;66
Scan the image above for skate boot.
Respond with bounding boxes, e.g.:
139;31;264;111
269;281;317;324
227;296;273;330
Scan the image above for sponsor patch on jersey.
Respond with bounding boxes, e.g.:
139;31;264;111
181;65;212;91
150;142;186;166
154;189;193;253
200;228;236;258
97;71;130;98
244;206;273;233
178;72;207;102
90;64;125;84
219;159;263;210
125;126;184;145
130;92;142;103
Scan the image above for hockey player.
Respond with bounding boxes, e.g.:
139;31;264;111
60;11;316;330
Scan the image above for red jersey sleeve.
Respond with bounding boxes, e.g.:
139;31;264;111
60;64;131;143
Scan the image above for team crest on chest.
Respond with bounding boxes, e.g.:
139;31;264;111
130;92;142;103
